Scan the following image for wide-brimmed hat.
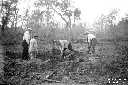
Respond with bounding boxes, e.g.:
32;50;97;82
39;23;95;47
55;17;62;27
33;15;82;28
84;31;89;35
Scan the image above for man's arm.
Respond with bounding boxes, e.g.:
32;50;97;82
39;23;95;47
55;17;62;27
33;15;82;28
59;41;64;55
23;35;25;40
59;46;63;55
26;31;31;44
35;41;38;53
29;40;32;53
87;35;91;47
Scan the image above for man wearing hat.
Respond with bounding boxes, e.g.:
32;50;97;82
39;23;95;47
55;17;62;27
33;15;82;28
23;28;32;44
84;31;97;54
29;34;38;60
22;28;32;60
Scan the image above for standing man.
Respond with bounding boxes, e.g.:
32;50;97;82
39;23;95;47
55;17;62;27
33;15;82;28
29;34;38;60
84;31;97;54
22;28;32;60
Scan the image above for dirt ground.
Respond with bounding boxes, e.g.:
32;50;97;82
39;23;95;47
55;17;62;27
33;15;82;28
2;41;128;85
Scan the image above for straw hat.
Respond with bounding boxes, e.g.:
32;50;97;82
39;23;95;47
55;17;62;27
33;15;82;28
84;31;89;35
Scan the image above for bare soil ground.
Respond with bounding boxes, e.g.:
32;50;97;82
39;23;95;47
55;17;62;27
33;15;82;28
1;41;128;85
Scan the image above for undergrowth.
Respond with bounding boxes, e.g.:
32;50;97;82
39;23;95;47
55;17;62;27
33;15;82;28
1;43;128;85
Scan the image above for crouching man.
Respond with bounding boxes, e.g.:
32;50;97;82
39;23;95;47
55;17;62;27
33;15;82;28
29;34;38;60
84;32;97;54
53;40;73;57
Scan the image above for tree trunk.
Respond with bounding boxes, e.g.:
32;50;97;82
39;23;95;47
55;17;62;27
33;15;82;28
68;16;71;42
1;0;4;34
46;2;50;38
14;3;18;29
0;25;1;38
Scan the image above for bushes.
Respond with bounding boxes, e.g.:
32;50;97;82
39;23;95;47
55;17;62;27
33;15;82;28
2;27;23;45
116;36;128;41
3;58;47;85
71;39;86;44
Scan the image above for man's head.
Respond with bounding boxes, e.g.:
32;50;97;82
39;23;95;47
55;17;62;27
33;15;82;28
84;31;89;35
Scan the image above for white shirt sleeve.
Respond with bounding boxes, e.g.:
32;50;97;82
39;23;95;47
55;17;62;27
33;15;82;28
87;36;91;43
29;39;33;53
35;40;38;52
23;35;25;40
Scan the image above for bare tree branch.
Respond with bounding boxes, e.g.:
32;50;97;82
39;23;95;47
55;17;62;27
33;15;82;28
50;6;68;23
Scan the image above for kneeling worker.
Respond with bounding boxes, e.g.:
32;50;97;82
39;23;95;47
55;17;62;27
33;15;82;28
53;39;73;56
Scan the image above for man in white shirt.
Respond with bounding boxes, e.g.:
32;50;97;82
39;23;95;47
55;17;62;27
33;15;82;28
22;28;32;60
84;32;97;54
29;34;38;60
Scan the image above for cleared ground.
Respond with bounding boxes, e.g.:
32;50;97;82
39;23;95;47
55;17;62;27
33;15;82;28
2;41;128;85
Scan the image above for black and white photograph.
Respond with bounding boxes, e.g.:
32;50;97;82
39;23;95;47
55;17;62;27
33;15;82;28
0;0;128;85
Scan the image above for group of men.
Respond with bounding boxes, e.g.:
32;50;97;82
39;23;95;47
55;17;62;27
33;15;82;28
53;31;97;55
22;28;97;60
22;28;38;60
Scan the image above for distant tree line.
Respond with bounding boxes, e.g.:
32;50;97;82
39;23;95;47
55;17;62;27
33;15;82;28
0;0;128;45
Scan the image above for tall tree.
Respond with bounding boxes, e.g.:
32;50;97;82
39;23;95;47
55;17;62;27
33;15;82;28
0;0;4;37
93;9;119;39
107;9;119;41
117;13;128;37
36;0;81;41
0;0;18;33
